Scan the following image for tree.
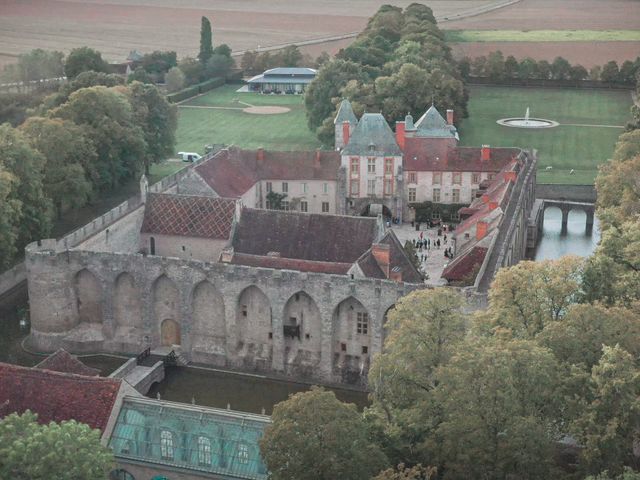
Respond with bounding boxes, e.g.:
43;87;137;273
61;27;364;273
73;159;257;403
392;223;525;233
315;51;331;68
0;410;114;480
485;50;506;81
537;60;551;79
140;50;177;75
127;66;154;84
212;44;232;58
20;117;95;217
373;463;437;480
178;57;204;85
587;468;640;480
51;86;146;190
589;65;602;81
260;387;388;480
436;338;561;480
205;54;234;78
619;60;638;84
481;256;584;338
165;66;185;92
44;70;124;109
126;81;177;174
568;64;588;82
571;345;640;475
198;16;214;64
551;56;571;80
240;50;259;75
367;288;466;465
518;57;538;82
266;191;287;210
0;123;50;263
0;164;20;268
64;46;108;79
3;49;64;84
278;45;303;67
504;55;519;79
601;61;621;83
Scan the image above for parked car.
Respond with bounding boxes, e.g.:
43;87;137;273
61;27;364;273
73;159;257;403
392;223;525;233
178;152;202;162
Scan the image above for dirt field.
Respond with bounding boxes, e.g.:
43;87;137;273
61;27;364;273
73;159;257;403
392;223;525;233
0;0;495;64
451;42;640;68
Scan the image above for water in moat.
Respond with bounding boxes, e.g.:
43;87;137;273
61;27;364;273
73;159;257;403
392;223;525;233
534;207;600;260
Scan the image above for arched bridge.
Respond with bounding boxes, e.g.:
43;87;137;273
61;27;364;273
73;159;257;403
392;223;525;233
541;200;595;235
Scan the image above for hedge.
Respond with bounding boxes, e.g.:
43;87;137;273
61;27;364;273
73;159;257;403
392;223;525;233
411;201;468;223
166;77;225;103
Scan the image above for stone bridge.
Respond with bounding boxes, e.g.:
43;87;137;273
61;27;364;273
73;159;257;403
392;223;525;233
541;200;595;234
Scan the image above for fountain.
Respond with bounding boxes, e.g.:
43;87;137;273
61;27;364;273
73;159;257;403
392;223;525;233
497;107;558;129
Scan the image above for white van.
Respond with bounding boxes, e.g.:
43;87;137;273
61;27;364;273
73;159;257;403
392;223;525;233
178;152;202;162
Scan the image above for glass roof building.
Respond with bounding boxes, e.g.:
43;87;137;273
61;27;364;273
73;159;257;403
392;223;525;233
108;396;270;480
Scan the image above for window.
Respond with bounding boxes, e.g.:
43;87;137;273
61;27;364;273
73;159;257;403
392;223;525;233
301;183;308;194
350;179;359;196
433;188;441;203
471;189;479;199
452;211;460;220
323;183;328;194
408;187;416;203
383;178;393;196
433;172;441;185
110;469;135;480
350;158;359;175
281;200;290;211
452;188;460;203
408;172;417;184
362;346;368;355
282;182;288;193
266;182;272;193
149;237;155;255
357;312;369;335
160;430;174;460
488;173;495;180
472;172;481;184
322;202;330;213
341;342;347;352
367;158;376;174
300;201;308;212
198;436;211;466
431;211;441;219
453;172;462;185
237;443;250;465
120;440;133;455
242;305;247;317
367;179;376;196
384;158;393;174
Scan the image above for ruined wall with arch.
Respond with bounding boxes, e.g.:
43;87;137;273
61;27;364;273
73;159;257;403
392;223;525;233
25;244;420;386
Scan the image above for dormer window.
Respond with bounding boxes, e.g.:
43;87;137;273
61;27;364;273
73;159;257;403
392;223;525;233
368;143;376;152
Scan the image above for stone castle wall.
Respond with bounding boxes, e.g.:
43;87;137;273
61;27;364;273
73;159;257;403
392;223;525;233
26;242;420;387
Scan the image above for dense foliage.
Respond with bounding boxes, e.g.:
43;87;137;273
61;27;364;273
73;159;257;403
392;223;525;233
304;4;467;145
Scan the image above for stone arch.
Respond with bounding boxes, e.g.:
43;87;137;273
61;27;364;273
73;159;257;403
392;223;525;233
153;275;179;341
331;296;371;383
191;280;227;365
236;286;272;366
114;272;142;331
360;203;392;218
282;291;322;369
161;318;181;346
381;304;396;350
74;268;102;324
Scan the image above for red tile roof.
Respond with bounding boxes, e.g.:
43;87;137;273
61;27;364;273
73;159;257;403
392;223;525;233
442;246;488;282
403;139;521;172
141;193;236;240
35;349;100;377
0;363;120;432
356;231;423;283
195;147;340;198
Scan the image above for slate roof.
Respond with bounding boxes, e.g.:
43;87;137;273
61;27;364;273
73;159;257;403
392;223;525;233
109;396;269;480
355;231;423;284
342;113;403;157
403;142;521;172
247;67;317;84
334;99;358;125
413;105;458;138
0;362;120;432
264;67;317;76
195;147;340;198
232;209;379;265
141;193;236;240
35;349;100;377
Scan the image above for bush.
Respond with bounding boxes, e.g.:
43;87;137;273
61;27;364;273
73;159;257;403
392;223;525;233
197;77;224;93
412;201;467;223
166;85;200;103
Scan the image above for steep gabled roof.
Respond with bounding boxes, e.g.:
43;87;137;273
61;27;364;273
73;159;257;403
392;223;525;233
334;99;358;125
195;148;340;198
0;362;120;432
413;105;458;138
355;231;423;284
35;349;100;377
141;193;236;240
342;113;402;157
232;209;379;265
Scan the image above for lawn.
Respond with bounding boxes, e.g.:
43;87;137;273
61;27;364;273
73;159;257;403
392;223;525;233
445;30;640;43
458;85;632;184
175;85;321;153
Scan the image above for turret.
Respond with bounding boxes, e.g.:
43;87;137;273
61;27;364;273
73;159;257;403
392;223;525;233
334;99;358;150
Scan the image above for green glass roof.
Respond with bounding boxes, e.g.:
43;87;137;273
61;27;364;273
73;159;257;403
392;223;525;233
109;397;270;480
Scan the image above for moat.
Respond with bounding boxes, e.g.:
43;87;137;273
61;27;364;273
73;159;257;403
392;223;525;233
0;210;597;413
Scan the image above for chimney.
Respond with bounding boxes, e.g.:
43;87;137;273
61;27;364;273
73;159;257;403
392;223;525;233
390;266;402;282
446;109;454;125
504;171;517;182
220;246;234;263
371;243;391;278
257;147;264;163
315;149;321;168
395;121;406;151
481;145;491;161
481;193;490;204
342;121;351;147
488;201;498;210
476;221;488;240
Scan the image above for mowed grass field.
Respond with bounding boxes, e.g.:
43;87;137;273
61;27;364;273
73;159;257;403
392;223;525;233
175;85;320;153
458;85;632;184
446;30;640;42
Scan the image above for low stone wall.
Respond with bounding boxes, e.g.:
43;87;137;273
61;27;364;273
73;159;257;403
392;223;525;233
536;183;596;203
0;263;26;300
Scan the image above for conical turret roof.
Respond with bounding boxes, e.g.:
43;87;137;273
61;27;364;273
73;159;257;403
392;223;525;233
334;99;358;125
341;113;402;156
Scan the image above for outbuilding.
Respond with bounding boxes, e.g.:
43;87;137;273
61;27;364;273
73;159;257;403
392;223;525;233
247;67;317;94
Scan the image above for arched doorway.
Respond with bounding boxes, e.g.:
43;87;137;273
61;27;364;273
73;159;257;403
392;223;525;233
161;319;181;346
332;296;372;384
283;291;322;371
361;203;392;218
